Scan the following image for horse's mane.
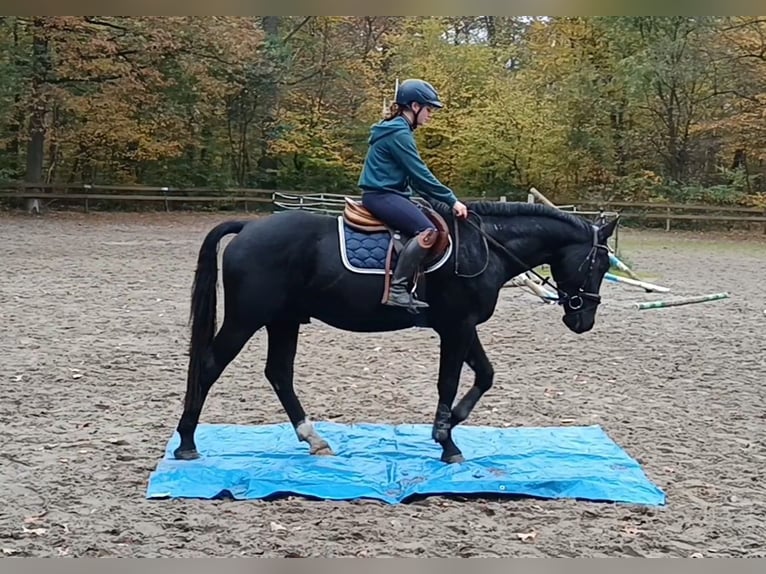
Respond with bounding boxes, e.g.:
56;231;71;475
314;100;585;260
428;199;593;237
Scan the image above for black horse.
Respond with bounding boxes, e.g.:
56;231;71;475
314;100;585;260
173;198;618;464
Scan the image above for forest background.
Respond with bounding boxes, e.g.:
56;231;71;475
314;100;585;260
2;16;766;208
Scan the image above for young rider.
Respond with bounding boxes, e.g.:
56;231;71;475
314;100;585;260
357;78;468;311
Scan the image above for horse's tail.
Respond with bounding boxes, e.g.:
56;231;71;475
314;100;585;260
184;220;246;410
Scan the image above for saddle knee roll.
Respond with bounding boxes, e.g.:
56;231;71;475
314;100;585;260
416;229;439;249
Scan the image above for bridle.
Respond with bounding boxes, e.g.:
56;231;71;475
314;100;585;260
457;213;609;315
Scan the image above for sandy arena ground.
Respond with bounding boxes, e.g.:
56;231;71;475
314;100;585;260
0;209;764;558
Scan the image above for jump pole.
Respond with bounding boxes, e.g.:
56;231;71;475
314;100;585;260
633;292;729;310
505;272;558;303
519;275;558;303
604;272;670;293
608;253;643;281
528;186;558;209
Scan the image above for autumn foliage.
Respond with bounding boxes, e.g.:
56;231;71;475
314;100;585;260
1;16;765;206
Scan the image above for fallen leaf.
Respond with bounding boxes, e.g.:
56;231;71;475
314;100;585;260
2;548;19;555
269;521;287;532
621;544;645;557
22;527;47;536
107;439;129;446
515;530;537;543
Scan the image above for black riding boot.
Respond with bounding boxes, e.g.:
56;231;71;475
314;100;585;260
385;236;430;311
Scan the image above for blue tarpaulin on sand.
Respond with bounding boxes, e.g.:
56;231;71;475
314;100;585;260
145;422;666;506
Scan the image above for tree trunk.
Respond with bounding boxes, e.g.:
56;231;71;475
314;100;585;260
23;18;50;214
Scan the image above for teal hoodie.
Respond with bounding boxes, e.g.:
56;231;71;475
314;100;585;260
357;115;458;207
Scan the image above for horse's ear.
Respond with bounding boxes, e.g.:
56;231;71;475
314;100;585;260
597;216;619;243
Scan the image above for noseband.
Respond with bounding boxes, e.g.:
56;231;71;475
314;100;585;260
459;215;608;314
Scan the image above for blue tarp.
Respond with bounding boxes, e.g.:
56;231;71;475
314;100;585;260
145;422;666;506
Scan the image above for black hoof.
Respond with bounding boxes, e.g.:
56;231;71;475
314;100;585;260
441;452;465;464
173;447;200;460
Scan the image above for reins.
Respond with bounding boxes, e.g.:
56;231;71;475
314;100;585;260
454;211;607;312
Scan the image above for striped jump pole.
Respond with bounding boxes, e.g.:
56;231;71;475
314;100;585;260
634;292;729;311
608;253;642;281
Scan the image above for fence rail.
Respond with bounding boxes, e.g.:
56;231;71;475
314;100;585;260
570;199;766;232
2;183;765;233
0;183;278;212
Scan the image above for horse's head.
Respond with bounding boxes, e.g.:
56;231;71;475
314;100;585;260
548;217;618;334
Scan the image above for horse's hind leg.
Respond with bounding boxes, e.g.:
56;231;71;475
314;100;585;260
265;320;334;456
174;317;257;459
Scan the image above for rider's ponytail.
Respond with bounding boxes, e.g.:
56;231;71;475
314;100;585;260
383;102;406;121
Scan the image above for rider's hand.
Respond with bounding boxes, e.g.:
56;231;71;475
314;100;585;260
452;200;468;219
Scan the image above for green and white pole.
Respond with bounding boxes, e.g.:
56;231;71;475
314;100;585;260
634;292;729;311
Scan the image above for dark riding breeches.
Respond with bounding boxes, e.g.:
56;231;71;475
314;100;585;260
361;191;436;237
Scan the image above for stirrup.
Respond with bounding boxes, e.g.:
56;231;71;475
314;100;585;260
385;288;429;313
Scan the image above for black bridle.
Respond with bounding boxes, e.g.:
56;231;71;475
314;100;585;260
457;213;608;314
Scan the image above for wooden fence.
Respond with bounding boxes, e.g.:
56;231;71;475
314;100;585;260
572;199;766;233
0;182;277;213
2;182;765;234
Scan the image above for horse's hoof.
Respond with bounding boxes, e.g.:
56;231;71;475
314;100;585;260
442;453;465;464
311;444;335;456
173;448;200;460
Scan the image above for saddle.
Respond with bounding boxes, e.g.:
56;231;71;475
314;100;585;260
342;197;451;303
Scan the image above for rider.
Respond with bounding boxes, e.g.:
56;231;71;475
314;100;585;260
357;78;468;311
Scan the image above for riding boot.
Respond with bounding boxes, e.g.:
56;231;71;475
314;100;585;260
385;234;432;311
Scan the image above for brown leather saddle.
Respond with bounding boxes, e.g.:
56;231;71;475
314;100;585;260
342;197;452;303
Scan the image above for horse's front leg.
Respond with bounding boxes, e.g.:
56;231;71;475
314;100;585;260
432;324;476;464
450;333;494;429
